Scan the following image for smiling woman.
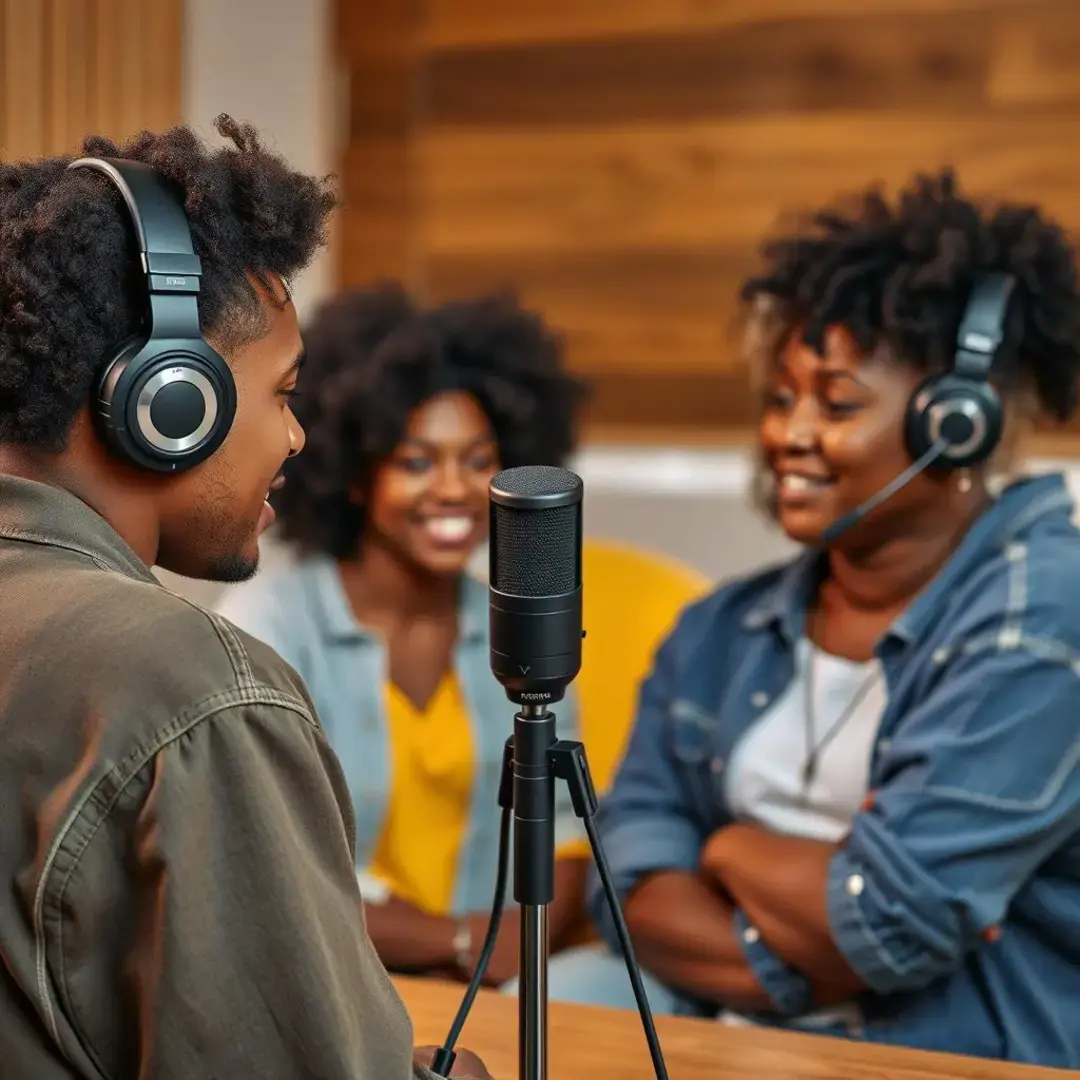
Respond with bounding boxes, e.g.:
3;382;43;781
547;169;1080;1068
213;282;591;988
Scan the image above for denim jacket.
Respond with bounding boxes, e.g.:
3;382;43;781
589;473;1080;1066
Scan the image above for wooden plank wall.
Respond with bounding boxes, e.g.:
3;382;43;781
337;0;1080;443
0;0;183;162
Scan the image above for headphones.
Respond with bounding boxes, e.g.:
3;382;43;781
66;157;237;473
904;273;1014;469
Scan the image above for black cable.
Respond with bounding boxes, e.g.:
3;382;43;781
583;813;669;1080
430;740;669;1080
429;805;512;1077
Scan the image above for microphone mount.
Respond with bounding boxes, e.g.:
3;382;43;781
428;725;669;1080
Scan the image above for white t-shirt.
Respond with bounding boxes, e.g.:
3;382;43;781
720;637;886;1027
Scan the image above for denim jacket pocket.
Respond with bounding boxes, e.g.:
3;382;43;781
668;699;719;820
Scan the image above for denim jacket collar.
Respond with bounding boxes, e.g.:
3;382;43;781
304;554;487;645
739;473;1074;649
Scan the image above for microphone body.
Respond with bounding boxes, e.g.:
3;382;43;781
488;466;584;705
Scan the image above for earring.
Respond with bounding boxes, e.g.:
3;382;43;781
957;470;973;495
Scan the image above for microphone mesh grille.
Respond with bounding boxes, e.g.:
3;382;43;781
492;464;582;499
492;503;578;596
490;466;582;598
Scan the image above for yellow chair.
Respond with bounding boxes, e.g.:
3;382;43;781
577;538;712;794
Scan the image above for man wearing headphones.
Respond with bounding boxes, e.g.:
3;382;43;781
0;118;490;1079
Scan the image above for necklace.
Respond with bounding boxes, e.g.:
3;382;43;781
801;644;881;794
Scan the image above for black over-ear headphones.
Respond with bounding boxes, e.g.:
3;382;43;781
66;157;237;473
904;273;1014;469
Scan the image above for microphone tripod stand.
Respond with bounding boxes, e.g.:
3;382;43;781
429;704;669;1080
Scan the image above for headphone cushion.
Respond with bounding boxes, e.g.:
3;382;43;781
905;372;1003;468
97;341;237;473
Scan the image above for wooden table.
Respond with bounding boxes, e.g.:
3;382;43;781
397;976;1071;1080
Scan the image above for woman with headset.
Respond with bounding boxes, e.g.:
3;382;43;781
550;170;1080;1065
214;283;591;989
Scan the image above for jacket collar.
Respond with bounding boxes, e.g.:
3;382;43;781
0;474;159;585
740;472;1075;648
302;553;487;645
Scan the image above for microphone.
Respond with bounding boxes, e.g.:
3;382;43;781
487;466;583;1080
428;464;670;1080
821;440;948;544
488;465;584;705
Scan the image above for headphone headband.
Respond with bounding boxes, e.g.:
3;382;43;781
953;272;1016;380
67;157;203;293
63;157;235;473
904;271;1014;470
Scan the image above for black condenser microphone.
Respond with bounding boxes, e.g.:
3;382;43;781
431;462;670;1080
822;440;947;544
489;465;584;705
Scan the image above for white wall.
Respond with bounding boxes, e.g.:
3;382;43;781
181;0;342;323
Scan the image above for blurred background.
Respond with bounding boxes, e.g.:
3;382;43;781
3;0;1080;600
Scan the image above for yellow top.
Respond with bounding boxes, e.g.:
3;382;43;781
368;671;585;915
366;540;710;915
367;674;477;915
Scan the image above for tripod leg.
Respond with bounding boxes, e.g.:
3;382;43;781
549;740;670;1080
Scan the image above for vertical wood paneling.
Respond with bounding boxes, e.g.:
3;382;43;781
2;0;47;160
46;0;93;153
0;0;184;161
90;0;123;139
143;0;184;133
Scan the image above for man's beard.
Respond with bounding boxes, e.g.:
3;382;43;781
206;549;260;583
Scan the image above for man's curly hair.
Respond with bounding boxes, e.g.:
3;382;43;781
273;282;590;559
740;168;1080;424
0;114;337;451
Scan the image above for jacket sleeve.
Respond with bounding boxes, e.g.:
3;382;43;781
584;611;816;1014
68;698;425;1079
828;642;1080;994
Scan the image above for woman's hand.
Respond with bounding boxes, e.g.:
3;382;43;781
700;825;741;884
621;869;773;1011
463;911;520;988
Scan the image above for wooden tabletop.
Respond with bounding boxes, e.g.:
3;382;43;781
397;976;1071;1080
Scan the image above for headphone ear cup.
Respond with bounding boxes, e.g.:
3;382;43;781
905;373;938;462
96;337;149;465
905;373;1003;469
96;342;237;473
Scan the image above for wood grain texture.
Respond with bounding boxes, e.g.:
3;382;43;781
424;0;1029;51
338;0;1080;442
398;975;1076;1080
0;0;183;162
339;0;424;288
